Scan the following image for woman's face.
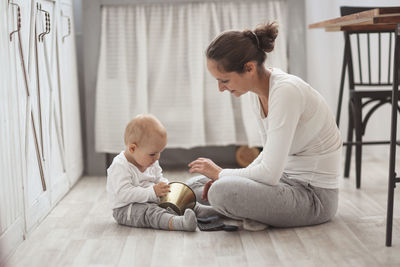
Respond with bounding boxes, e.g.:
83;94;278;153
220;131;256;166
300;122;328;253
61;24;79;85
206;59;254;97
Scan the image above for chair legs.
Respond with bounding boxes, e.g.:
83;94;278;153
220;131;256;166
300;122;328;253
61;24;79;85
345;97;363;188
353;98;363;189
344;102;354;178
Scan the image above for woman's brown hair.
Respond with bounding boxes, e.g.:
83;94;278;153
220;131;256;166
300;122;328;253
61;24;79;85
206;22;278;73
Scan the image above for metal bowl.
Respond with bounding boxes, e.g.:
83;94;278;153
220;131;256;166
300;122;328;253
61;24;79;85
158;182;196;215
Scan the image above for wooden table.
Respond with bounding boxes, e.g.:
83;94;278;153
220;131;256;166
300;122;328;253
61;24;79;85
309;7;400;247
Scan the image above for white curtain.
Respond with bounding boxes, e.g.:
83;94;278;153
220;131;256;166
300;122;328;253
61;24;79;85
95;1;287;153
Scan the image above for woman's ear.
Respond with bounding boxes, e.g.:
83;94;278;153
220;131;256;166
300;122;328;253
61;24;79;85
244;62;256;73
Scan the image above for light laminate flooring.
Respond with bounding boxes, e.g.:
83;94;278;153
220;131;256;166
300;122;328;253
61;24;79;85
4;156;400;267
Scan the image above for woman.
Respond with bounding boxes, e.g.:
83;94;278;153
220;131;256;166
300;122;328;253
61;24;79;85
187;22;342;228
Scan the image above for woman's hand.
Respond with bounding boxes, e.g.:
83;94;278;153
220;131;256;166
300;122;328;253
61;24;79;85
188;158;222;180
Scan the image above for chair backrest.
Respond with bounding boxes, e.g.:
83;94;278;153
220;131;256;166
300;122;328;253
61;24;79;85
341;6;395;88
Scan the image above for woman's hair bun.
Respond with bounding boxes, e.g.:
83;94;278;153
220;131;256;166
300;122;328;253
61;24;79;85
254;22;278;53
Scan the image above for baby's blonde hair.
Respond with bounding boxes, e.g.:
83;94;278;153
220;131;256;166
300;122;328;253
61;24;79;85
124;114;167;146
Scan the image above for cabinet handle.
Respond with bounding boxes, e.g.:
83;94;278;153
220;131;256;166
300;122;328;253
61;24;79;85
8;0;21;42
61;11;71;42
37;3;50;42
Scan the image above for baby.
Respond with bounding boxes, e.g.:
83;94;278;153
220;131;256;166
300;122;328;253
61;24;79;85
106;114;215;231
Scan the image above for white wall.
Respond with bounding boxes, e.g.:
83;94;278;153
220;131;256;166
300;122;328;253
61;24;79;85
305;0;400;158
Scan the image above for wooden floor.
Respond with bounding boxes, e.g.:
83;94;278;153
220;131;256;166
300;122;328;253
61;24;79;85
4;156;400;267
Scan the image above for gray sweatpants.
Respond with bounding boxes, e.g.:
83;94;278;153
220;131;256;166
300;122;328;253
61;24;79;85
112;202;174;230
186;174;338;227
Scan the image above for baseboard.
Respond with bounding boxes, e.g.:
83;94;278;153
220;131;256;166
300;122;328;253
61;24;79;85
67;161;84;186
0;217;24;266
24;191;51;233
159;145;240;169
50;172;70;205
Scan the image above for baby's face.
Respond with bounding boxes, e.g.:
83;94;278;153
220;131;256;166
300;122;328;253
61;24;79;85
131;136;167;171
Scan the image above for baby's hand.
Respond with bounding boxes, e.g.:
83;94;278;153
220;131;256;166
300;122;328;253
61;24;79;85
153;182;170;197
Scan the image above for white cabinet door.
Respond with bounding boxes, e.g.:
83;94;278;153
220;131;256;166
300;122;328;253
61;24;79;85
57;3;84;186
22;0;68;230
22;0;51;232
34;0;69;205
0;0;30;263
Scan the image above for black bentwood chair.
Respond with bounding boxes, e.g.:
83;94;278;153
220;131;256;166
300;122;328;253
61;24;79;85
336;6;399;189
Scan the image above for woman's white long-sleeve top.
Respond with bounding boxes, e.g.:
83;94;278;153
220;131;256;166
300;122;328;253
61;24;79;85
219;68;342;189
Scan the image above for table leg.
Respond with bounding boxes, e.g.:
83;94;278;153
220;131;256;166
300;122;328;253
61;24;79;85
386;23;400;247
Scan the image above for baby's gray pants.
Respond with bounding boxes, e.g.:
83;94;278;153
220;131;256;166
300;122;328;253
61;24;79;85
112;202;174;230
186;174;338;227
